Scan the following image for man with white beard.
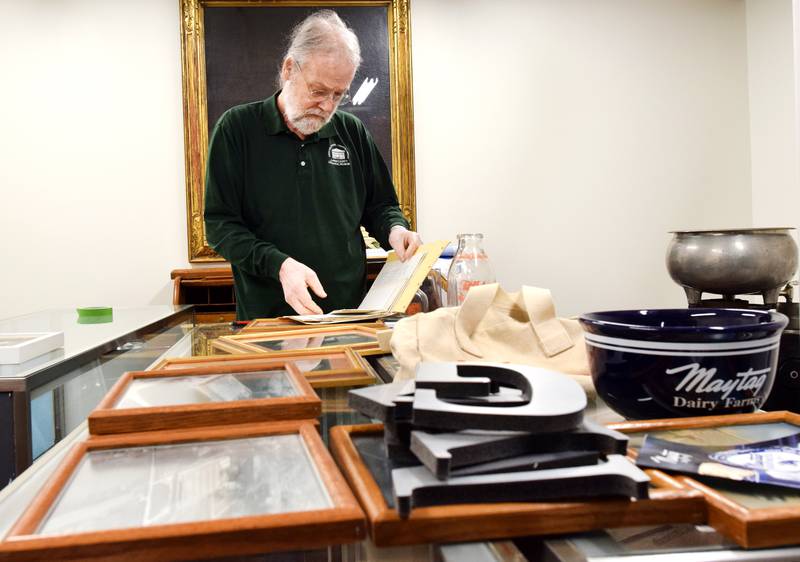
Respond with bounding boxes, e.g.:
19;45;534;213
204;10;421;320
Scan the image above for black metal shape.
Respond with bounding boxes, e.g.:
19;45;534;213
411;362;586;433
448;449;599;478
347;380;415;421
410;420;628;479
392;454;650;519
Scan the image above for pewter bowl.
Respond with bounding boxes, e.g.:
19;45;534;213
666;228;798;305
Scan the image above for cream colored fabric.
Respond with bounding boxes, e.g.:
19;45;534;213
390;284;591;387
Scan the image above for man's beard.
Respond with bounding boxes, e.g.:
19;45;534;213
292;113;329;135
283;88;333;135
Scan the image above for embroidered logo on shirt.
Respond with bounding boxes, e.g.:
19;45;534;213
328;144;351;166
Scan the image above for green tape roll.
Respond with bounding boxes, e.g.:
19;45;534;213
77;306;113;324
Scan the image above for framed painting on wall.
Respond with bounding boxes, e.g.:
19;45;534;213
180;0;416;262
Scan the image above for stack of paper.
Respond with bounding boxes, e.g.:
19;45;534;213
285;310;396;325
286;240;448;325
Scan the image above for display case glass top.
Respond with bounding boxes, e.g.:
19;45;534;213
0;306;193;385
0;306;195;486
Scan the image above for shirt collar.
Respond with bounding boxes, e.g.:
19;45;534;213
263;91;337;141
263;93;287;135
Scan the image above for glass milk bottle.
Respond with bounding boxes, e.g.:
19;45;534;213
446;233;496;306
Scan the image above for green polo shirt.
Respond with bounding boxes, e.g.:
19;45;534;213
204;93;409;320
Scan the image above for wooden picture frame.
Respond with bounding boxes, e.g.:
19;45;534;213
87;362;321;435
240;317;307;332
0;421;365;561
180;0;416;262
149;349;376;388
214;325;381;355
609;410;800;549
329;424;706;547
240;318;385;333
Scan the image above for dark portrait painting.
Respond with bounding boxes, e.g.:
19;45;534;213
180;0;415;262
204;6;393;174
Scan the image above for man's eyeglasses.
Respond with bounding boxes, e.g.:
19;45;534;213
294;61;351;105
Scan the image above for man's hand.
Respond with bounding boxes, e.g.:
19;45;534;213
388;225;422;262
278;257;327;315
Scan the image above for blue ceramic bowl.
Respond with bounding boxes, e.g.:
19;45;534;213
579;308;788;419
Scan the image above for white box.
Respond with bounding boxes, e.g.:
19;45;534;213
0;332;64;364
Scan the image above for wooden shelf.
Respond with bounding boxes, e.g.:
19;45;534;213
171;259;386;324
171;267;236;323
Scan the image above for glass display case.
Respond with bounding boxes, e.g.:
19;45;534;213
0;306;194;487
8;314;794;561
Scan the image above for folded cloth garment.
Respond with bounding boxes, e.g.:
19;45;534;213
390;284;591;388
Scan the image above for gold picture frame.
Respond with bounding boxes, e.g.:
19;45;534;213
149;350;378;388
180;0;417;262
240;318;385;333
213;325;381;355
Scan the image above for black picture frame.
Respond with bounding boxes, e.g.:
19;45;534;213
361;351;400;383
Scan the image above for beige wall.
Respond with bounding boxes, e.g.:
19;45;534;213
0;0;796;319
0;0;189;319
413;0;755;316
747;0;800;235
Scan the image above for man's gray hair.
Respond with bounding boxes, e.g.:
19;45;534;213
281;10;361;84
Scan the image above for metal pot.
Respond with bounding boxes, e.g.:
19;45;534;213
666;228;798;305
